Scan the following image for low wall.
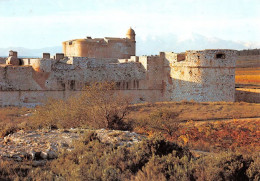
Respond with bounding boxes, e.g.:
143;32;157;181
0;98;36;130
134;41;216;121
0;89;164;107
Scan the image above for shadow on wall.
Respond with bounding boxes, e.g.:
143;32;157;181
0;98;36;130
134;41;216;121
235;88;260;103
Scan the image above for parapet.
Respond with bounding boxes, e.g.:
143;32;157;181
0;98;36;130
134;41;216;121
56;53;64;61
43;53;50;59
163;49;238;68
185;49;237;67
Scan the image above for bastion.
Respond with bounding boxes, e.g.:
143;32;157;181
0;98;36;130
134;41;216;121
0;28;237;107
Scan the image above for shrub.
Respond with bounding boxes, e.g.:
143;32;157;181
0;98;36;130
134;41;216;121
80;82;131;130
49;135;192;180
0;135;259;181
246;153;260;181
132;154;195;181
0;159;32;180
193;152;255;181
31;82;131;130
0;122;19;138
147;109;180;136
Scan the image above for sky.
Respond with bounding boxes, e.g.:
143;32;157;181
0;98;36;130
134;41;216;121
0;0;260;55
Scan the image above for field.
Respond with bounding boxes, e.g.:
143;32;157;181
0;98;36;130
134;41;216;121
235;55;260;86
1;101;260;153
0;80;260;180
236;67;260;85
128;102;260;153
0;101;260;180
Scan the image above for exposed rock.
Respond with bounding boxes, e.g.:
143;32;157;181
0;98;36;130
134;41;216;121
0;129;146;162
95;129;145;146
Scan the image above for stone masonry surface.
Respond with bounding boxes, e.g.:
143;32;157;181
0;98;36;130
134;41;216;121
0;28;237;106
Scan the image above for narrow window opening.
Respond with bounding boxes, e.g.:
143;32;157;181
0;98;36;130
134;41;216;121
216;53;225;59
122;82;125;90
70;80;75;90
177;53;186;62
116;82;121;89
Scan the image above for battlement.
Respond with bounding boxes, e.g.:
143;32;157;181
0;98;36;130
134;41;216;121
159;50;237;67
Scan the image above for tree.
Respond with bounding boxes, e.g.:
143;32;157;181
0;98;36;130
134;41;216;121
149;109;180;137
80;82;131;130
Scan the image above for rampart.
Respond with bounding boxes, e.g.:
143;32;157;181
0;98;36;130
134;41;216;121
0;28;237;107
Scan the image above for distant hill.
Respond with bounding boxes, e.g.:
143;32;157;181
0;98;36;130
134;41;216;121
136;33;253;55
0;46;62;57
0;33;258;57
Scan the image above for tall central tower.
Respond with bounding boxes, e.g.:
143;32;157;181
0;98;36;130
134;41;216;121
62;28;136;59
126;27;136;56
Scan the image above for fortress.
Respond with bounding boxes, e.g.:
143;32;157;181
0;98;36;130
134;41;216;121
0;28;237;107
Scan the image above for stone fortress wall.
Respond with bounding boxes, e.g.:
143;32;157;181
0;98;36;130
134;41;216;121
163;50;236;102
0;28;237;107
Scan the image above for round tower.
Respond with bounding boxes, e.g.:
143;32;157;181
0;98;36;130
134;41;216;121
6;56;20;66
126;27;136;41
6;50;20;65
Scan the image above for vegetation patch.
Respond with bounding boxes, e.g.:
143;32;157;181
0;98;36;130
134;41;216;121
0;82;259;180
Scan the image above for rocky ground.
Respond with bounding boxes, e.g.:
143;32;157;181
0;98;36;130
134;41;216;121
0;129;146;165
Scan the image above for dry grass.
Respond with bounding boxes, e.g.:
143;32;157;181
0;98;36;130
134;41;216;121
1;101;260;152
0;107;33;137
236;67;260;85
127;102;260;152
128;101;260;122
235;56;260;86
0;102;259;180
236;55;260;68
1;101;260;130
236;67;260;75
178;118;260;152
